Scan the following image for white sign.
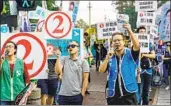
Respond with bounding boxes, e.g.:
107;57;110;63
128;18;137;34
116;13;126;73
97;21;119;40
28;11;39;19
0;24;9;35
116;14;129;32
137;12;156;27
150;25;158;37
136;33;150;53
44;11;72;39
1;32;48;79
35;6;49;19
135;1;157;12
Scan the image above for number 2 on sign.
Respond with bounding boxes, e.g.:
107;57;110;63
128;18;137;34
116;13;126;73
47;45;54;55
53;15;64;33
17;40;34;70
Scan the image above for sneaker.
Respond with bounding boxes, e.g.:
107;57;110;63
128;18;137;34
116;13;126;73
149;87;152;92
165;86;170;90
85;91;90;95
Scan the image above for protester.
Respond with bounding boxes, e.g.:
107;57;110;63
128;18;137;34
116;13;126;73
55;40;90;105
37;48;61;105
0;41;30;105
162;42;171;90
137;26;156;105
83;32;92;95
99;23;140;105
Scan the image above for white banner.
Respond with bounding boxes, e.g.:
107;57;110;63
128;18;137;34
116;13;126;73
43;11;72;39
28;11;40;19
136;33;150;53
135;1;157;12
137;12;156;27
1;32;48;79
150;25;158;38
116;14;129;32
97;21;119;40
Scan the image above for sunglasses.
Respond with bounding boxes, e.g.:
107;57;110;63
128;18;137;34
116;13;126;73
67;45;78;49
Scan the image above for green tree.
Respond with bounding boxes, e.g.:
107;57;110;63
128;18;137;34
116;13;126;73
75;19;89;31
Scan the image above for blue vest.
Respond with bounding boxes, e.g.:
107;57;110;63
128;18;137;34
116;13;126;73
106;48;138;97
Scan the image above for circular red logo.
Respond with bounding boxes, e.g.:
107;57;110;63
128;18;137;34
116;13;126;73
1;33;47;78
100;23;104;28
45;11;72;38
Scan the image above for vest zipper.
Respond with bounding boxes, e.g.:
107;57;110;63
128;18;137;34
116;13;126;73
118;57;123;97
11;78;14;101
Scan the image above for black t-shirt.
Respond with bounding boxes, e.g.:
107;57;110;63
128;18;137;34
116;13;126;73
106;47;140;98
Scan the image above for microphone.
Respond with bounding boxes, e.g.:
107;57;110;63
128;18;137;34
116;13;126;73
109;47;118;56
5;50;9;57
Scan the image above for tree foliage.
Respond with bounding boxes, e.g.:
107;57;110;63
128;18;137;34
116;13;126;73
75;19;89;31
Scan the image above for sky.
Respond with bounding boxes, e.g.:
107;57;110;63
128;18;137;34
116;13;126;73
61;1;118;25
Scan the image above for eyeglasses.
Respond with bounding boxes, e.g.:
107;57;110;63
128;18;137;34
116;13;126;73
67;45;78;49
5;45;14;48
113;39;123;43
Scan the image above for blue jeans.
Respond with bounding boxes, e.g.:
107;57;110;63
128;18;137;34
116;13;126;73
140;72;152;105
163;64;169;85
58;94;83;105
0;101;15;105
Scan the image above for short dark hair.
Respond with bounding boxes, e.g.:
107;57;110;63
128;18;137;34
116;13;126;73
69;40;79;47
6;41;17;55
136;26;146;33
112;32;126;40
84;32;88;36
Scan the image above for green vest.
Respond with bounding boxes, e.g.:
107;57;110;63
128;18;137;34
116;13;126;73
0;58;26;101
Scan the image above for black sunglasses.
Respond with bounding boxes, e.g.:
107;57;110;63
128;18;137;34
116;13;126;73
67;45;78;49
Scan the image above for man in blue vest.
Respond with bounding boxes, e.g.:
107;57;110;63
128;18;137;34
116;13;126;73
99;23;140;105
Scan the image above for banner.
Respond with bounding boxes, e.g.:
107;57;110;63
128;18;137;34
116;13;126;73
150;25;158;37
116;14;129;32
1;32;48;79
97;21;118;40
136;33;150;53
28;11;39;19
135;1;157;12
14;82;37;105
159;2;170;42
0;24;9;36
68;1;80;27
46;28;84;59
137;12;156;27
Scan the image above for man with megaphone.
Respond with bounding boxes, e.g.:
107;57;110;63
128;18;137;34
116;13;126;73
99;23;140;105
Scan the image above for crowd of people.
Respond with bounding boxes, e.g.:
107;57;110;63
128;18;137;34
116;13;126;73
0;22;170;105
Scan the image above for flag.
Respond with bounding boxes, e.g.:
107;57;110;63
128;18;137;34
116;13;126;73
14;82;37;105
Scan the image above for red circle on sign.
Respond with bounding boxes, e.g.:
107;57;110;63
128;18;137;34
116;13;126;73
1;33;47;78
47;44;56;56
140;13;143;17
100;23;104;28
45;11;72;38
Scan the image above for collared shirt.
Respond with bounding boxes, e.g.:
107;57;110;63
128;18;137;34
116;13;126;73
59;56;90;96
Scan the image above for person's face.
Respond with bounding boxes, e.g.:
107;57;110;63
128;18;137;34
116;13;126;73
139;29;146;34
67;41;79;55
112;34;125;51
5;43;16;56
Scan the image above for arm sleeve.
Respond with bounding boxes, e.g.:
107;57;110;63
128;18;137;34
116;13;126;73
82;59;90;73
24;63;30;84
131;46;140;62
